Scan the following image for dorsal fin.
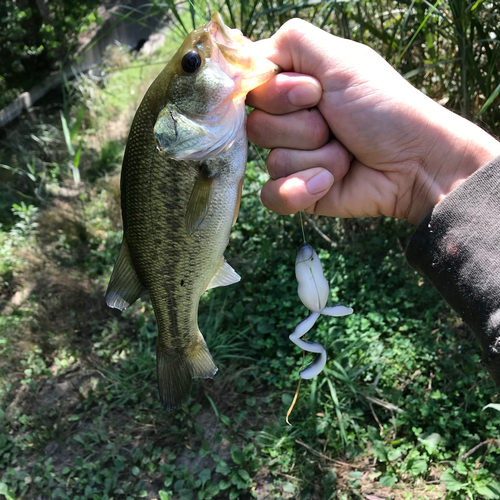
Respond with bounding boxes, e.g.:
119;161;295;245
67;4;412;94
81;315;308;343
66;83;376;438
185;165;214;236
206;259;241;291
105;237;145;311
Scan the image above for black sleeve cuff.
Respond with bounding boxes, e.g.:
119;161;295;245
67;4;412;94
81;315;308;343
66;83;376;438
406;155;500;387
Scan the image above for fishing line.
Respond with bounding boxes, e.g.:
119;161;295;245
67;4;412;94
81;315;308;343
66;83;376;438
251;138;309;427
299;211;306;244
286;349;305;426
252;145;308;247
252;145;269;174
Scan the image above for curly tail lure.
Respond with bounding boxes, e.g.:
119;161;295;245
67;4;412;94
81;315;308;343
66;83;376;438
291;244;353;379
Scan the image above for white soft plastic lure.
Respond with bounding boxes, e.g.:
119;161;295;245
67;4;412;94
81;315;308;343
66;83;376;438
290;244;353;379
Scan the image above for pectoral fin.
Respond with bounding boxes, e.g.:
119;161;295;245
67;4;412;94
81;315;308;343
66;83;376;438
206;259;241;290
105;238;145;311
185;167;214;236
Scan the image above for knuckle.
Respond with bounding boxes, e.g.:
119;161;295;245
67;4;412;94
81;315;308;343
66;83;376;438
247;110;266;145
261;181;296;215
279;180;306;215
267;148;290;177
339;145;351;164
260;184;288;215
246;112;258;140
304;202;318;215
359;43;377;58
306;111;329;148
338;149;352;175
280;193;298;215
281;18;307;35
331;140;350;165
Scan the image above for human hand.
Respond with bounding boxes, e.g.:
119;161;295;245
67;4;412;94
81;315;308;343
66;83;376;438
247;20;500;225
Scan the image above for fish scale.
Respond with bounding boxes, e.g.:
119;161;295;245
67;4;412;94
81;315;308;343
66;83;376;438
105;13;279;410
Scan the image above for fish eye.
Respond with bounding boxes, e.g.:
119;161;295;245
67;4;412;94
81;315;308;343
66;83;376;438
181;51;202;74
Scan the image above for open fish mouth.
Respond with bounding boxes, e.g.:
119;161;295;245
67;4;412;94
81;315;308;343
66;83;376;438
206;12;249;49
205;13;281;96
172;12;280;94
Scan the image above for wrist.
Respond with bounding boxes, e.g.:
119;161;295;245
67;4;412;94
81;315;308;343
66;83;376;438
410;106;500;225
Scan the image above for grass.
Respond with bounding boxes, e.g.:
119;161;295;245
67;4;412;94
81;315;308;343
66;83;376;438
1;1;500;499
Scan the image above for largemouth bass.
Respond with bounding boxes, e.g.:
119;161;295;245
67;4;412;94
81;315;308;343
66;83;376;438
105;14;279;411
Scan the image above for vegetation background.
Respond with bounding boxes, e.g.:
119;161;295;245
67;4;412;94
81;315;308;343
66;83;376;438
1;0;500;499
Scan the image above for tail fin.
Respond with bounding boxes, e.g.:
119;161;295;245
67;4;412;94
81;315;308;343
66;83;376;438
156;331;218;411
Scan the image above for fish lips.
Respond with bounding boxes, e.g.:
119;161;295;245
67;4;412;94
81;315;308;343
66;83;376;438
207;12;248;50
206;13;281;96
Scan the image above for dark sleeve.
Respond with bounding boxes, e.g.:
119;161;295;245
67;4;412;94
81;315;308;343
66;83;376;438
406;155;500;387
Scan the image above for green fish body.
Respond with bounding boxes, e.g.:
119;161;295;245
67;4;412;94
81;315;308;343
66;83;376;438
105;14;279;410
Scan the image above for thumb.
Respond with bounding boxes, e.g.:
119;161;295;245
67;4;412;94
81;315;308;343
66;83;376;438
260;167;334;215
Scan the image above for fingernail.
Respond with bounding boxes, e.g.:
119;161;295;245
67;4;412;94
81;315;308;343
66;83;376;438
307;170;333;195
288;83;320;107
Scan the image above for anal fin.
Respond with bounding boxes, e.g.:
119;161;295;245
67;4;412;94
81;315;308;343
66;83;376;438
185;166;214;236
187;331;218;379
105;237;145;311
206;259;241;291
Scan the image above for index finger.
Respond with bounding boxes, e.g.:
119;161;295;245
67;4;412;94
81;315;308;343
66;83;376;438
246;72;323;114
248;20;342;77
247;20;365;94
